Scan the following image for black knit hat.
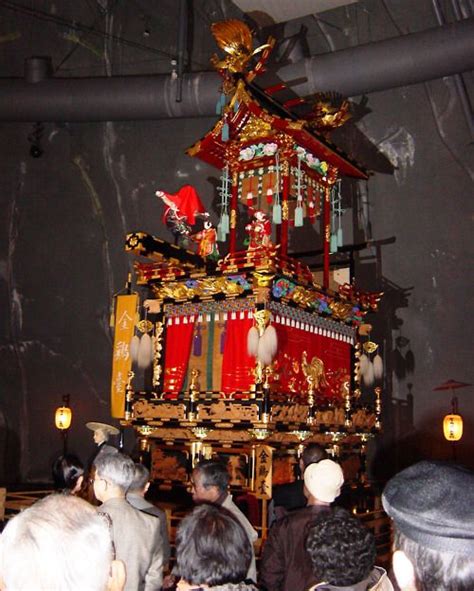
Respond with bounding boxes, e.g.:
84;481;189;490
382;460;474;555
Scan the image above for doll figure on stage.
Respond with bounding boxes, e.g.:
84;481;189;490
245;209;273;250
191;219;219;259
156;185;207;247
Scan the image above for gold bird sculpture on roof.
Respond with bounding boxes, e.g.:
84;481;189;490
307;92;352;134
210;20;270;74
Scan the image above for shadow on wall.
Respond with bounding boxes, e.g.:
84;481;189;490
0;408;21;483
371;397;474;484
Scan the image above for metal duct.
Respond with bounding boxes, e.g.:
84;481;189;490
0;18;472;122
278;15;474;98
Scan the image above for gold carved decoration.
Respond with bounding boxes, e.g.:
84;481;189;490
280;160;290;176
282;201;289;221
159;277;245;301
197;400;259;422
230;209;237;229
152;321;164;388
238;114;273;142
301;351;328;391
307;93;352;134
133;400;186;420
210;20;271;75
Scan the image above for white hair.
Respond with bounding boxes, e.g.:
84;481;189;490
94;452;135;491
0;494;113;591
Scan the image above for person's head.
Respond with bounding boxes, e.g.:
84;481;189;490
382;460;474;591
0;494;125;591
175;503;252;587
128;463;151;496
305;508;376;587
93;452;135;502
52;454;85;494
304;459;344;505
86;422;119;446
191;460;229;504
300;443;326;472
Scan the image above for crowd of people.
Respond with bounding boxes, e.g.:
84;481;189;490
0;434;473;591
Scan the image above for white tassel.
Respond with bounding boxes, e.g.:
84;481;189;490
247;326;259;357
130;335;140;363
138;333;153;369
257;338;274;366
261;325;278;358
363;361;375;386
150;336;155;364
359;353;369;376
373;353;383;380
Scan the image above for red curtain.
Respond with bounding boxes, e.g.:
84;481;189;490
221;315;255;395
163;319;195;397
273;322;351;400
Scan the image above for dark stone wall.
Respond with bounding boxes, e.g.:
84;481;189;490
0;0;472;482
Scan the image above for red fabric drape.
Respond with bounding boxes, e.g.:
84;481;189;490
221;316;255;395
273;323;351;399
163;320;195;397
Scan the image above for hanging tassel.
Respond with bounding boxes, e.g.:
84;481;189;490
221;120;229;142
272;203;282;224
130;334;140;363
260;325;278;358
337;227;343;248
137;333;153;369
193;325;202;356
359;353;369;376
294;205;304;227
150;335;155;364
363;361;375;386
247;326;259;357
373;353;383;380
405;349;415;374
330;233;338;253
221;211;229;233
217;222;226;242
220;328;227;354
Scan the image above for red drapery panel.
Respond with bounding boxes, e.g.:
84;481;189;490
273;322;351;399
221;315;255;395
163;319;195;397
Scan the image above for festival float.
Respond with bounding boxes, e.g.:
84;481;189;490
110;20;383;520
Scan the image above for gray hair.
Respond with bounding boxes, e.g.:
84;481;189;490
129;463;150;492
94;452;135;491
0;494;113;591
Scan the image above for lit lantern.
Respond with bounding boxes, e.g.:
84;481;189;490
55;403;72;430
443;413;463;442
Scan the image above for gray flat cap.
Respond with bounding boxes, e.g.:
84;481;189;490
382;460;474;555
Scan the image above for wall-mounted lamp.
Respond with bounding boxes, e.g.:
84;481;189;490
55;395;72;453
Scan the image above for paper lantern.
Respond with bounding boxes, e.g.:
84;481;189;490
443;413;463;442
55;405;72;430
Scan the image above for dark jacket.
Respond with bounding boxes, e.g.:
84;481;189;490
259;505;331;591
272;479;306;512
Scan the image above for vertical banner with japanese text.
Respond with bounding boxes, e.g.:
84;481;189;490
111;294;138;418
254;444;273;499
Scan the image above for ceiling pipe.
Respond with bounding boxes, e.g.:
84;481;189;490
0;17;472;122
